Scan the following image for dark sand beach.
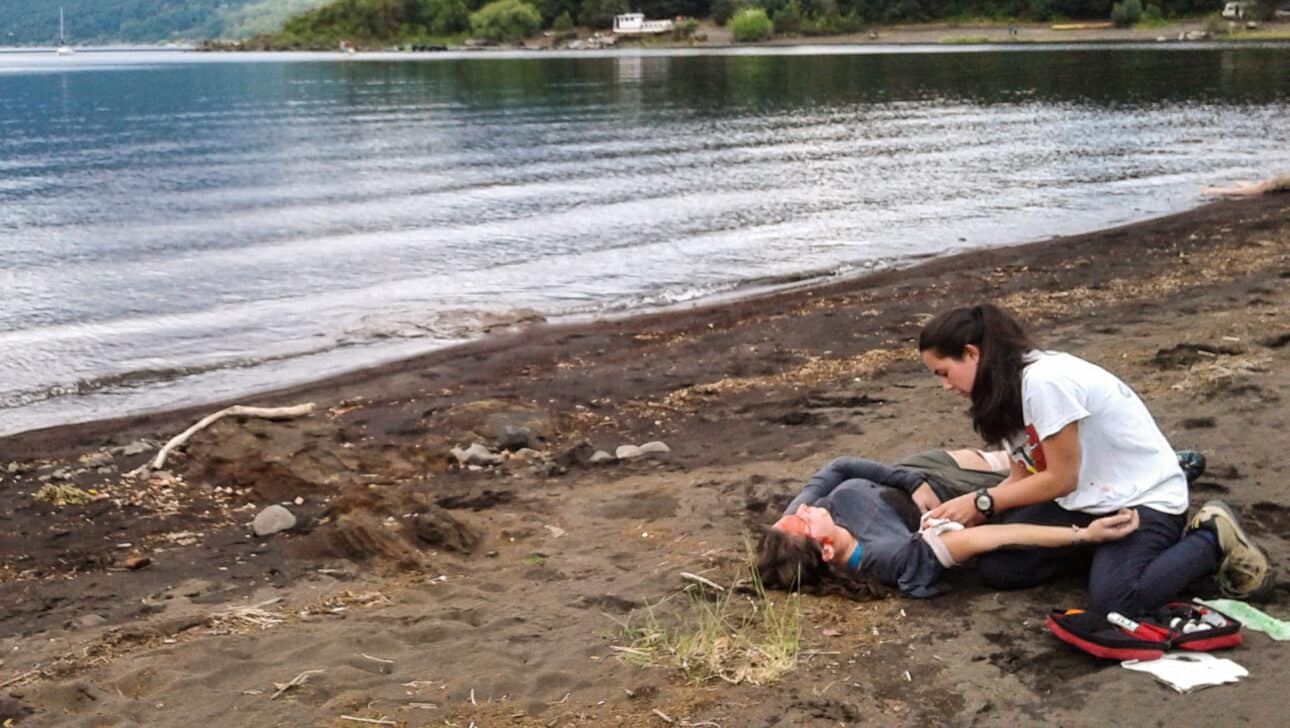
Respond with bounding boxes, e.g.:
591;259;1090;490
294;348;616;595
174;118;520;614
1;192;1287;726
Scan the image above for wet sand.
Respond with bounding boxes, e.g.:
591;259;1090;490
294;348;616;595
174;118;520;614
1;192;1288;726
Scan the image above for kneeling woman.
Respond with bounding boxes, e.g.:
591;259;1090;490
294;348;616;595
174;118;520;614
757;456;1139;598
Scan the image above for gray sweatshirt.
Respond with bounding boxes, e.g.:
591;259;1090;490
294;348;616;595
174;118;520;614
784;457;946;597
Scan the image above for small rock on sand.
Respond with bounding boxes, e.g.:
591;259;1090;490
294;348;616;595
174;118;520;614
616;441;670;459
252;504;297;537
451;442;504;467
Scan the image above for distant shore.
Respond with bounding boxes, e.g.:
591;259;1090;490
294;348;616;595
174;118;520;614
625;16;1290;49
187;16;1290;52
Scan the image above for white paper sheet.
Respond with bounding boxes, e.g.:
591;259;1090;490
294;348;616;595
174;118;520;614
1121;653;1248;693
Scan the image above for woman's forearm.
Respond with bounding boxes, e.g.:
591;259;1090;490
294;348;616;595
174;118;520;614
938;523;1081;563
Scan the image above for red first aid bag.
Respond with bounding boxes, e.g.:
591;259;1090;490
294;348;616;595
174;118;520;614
1046;601;1242;660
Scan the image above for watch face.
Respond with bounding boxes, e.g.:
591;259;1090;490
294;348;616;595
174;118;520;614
975;493;992;511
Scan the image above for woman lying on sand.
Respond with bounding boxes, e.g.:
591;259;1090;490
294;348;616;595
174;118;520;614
756;454;1142;598
919;303;1274;614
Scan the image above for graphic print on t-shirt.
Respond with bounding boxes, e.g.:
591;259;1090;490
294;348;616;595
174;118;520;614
1009;424;1047;474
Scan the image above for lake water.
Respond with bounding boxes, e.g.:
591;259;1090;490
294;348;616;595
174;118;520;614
2;45;1288;436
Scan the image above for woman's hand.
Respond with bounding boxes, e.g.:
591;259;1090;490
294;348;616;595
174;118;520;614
911;482;942;513
1082;508;1140;543
927;492;985;527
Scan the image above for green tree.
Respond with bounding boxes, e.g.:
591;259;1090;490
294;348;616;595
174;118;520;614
537;0;580;25
1028;0;1055;20
424;0;470;33
552;9;575;29
469;0;541;40
577;0;624;28
1245;0;1279;21
729;6;773;39
672;16;700;38
712;0;751;24
773;0;804;32
1110;0;1139;25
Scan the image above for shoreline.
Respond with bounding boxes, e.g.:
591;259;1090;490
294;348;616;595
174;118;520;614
1;192;1281;457
0;191;1286;725
0;188;1232;445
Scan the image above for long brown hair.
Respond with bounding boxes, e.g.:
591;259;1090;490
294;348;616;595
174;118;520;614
755;528;887;601
918;303;1034;444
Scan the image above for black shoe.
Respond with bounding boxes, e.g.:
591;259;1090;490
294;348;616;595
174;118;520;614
1176;450;1206;484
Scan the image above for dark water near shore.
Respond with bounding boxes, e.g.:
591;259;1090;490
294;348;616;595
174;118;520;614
2;46;1289;435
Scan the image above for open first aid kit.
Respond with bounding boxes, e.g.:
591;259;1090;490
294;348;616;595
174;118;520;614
1046;601;1242;660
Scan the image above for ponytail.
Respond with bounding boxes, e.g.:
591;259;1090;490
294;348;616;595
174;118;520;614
918;303;1034;443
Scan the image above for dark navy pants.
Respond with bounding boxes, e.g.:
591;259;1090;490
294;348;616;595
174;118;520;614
975;501;1219;617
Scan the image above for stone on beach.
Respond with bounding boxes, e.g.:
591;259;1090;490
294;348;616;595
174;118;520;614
450;442;504;467
77;451;113;468
496;424;538;451
252;504;297;537
615;441;671;459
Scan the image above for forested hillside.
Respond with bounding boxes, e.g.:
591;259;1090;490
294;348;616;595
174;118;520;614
0;0;330;45
265;0;1225;47
0;0;1238;47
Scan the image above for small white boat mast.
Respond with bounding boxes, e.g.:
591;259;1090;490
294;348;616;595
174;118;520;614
57;7;74;55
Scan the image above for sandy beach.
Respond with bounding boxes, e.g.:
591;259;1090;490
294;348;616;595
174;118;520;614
1;190;1287;726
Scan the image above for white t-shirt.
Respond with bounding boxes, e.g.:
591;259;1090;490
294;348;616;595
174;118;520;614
1002;351;1187;515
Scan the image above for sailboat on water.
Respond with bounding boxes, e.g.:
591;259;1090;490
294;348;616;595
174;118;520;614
56;7;74;55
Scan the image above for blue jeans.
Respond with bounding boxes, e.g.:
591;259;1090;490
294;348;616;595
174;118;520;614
975;501;1218;617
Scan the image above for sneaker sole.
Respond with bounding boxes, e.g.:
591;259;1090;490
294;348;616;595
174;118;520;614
1202;500;1276;601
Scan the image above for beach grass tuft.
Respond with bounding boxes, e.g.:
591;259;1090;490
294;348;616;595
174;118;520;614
611;538;801;685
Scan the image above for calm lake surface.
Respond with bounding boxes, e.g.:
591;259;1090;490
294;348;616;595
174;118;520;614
2;46;1289;435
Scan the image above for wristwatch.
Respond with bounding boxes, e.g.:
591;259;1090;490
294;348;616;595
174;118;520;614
974;488;995;518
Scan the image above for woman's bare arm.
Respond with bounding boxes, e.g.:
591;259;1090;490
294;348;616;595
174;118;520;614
936;508;1139;564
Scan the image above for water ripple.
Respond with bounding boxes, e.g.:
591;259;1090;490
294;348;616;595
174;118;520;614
1;48;1287;434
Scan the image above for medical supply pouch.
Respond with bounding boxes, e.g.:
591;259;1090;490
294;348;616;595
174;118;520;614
1046;601;1242;660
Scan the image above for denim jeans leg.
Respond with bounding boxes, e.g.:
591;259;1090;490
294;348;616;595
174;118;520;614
1087;507;1216;617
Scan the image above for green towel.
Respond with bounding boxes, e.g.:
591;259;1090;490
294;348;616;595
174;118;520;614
1199;599;1290;641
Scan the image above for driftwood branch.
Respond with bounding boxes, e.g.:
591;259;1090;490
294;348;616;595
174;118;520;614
270;668;324;700
131;403;315;475
0;667;44;689
679;572;725;592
